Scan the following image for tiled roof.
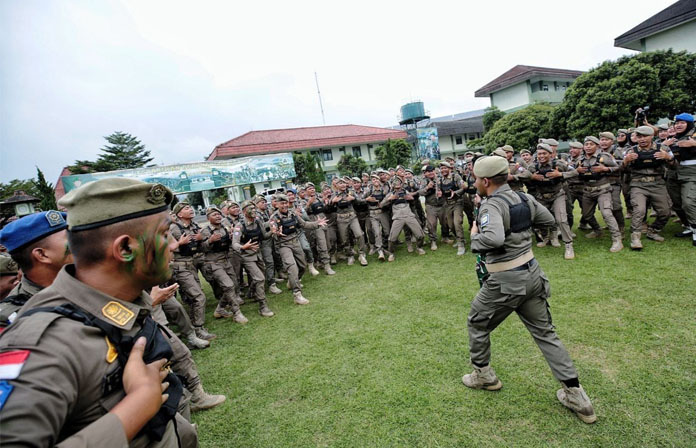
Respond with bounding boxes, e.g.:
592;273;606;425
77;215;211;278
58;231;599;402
615;0;696;50
54;166;73;201
1;190;39;204
475;65;584;97
209;125;408;160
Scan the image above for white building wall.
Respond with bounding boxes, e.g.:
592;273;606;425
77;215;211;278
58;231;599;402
490;82;531;111
644;20;696;53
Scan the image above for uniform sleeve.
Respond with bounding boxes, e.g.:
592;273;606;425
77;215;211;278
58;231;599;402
169;223;183;253
296;212;318;230
0;318;89;447
199;227;213;251
528;194;556;227
231;224;244;252
470;201;506;252
55;413;128;448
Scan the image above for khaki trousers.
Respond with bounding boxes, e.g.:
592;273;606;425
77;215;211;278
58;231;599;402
171;259;207;327
425;204;446;242
337;212;366;256
444;200;465;243
630;182;672;233
581;186;621;238
278;238;306;293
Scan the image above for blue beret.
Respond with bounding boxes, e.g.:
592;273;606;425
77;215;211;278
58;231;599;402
675;113;694;123
286;188;297;194
0;211;68;253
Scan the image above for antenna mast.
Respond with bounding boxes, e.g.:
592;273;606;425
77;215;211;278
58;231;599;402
315;71;326;125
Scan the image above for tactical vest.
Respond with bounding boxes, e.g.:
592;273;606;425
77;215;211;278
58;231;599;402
278;213;298;235
579;154;611;181
336;194;352;210
533;160;563;185
671;129;696;161
0;293;30;330
392;191;409;205
630;146;665;170
208;226;231;252
16;303;183;442
492;191;533;236
440;178;456;195
240;219;264;245
173;222;201;257
307;199;325;216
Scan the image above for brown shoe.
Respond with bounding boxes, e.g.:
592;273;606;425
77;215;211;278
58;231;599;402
462;365;503;391
557;385;597;424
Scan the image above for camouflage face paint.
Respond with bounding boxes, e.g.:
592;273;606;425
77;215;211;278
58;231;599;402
126;218;172;282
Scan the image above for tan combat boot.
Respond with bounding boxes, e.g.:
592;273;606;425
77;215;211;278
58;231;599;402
308;263;320;276
347;256;355;266
630;232;643;250
430;240;438;251
269;283;282;295
456;242;466;256
564;242;575;260
194;326;216;341
186;333;210;350
609;237;623;253
550;234;561;247
190;384;226;412
417;247;426;255
259;302;275;317
358;254;368;266
462;365;503;391
645;229;665;242
324;264;336;275
585;230;602;239
556;384;597;424
387;253;395;262
293;291;309;305
213;305;234;319
536;238;549;247
368;244;376;255
406;241;414;253
232;310;248;324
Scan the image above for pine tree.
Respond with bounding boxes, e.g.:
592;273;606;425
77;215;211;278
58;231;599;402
69;131;153;174
33;167;57;211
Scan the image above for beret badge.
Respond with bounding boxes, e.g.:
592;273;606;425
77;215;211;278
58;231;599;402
147;184;167;205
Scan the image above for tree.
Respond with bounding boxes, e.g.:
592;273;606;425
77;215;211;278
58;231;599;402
551;50;696;140
336;154;369;177
33;167;57;211
292;153;325;185
374;139;412;169
481;104;555;153
0;179;38;201
69;131;153;174
482;106;505;133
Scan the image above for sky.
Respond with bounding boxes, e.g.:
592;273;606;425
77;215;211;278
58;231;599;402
0;0;677;184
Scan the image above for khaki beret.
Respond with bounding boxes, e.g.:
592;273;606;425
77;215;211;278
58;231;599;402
492;148;507;158
370;173;380;179
276;194;289;202
305;182;315;189
520;149;532;155
227;201;240;208
473;156;509;178
536;143;552;153
439;161;452;168
240;200;254;210
541;138;559;146
351;177;361;182
58;178;173;232
599;132;615;140
634;125;655;136
251;195;266;204
657;123;669;131
0;256;19;276
464;151;474;156
569;142;584;149
405;168;414;174
445;157;455;162
172;201;191;215
206;206;222;216
502;144;514;153
584;136;600;145
618;129;629;134
336;177;346;184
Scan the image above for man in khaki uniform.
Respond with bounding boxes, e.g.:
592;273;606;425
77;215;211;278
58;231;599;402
462;156;596;424
168;202;215;341
622;126;674;249
270;195;327;304
663;113;696;245
364;173;392;259
304;182;337;274
380;177;426;261
439;162;467;256
253;195;283;294
0;178;198;447
200;206;248;324
418;165;446;251
503;144;530;192
331;178;368;266
565;142;586;230
599;132;626;232
577;136;624;252
526;143;577;259
231;201;275;317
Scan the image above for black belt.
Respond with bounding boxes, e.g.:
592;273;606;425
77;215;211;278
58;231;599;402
510;258;537;271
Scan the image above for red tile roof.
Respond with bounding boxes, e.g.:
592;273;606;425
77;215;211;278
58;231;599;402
475;65;584;97
54;166;73;202
208;124;408;160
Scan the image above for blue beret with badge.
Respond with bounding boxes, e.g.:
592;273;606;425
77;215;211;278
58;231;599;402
0;211;68;253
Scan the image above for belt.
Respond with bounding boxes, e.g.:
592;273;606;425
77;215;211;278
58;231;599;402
633;176;657;183
583;183;610;192
171;259;194;268
485;250;535;273
680;160;696;166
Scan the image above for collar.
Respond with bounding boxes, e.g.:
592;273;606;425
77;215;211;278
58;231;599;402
50;265;150;330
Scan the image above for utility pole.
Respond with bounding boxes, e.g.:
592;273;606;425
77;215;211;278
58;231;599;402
315;71;326;125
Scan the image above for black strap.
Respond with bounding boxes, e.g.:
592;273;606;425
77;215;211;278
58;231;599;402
0;293;30;307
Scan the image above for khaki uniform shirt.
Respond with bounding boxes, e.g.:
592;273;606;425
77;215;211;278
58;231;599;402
0;265;178;447
1;276;44;329
269;210;318;246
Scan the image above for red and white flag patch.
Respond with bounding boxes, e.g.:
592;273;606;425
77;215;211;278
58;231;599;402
0;350;30;380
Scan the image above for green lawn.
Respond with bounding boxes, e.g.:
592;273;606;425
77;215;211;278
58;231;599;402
188;217;696;447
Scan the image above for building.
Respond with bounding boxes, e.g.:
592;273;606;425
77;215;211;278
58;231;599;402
208;124;408;191
474;65;584;112
615;0;696;53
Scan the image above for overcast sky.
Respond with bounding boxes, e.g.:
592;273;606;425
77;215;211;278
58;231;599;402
0;0;677;184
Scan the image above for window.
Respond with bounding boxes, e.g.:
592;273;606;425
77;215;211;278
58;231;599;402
352;146;362;157
542;84;549;91
455;137;463;145
468;134;477;140
322;149;333;161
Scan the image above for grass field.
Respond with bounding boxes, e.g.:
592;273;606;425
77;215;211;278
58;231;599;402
187;216;696;447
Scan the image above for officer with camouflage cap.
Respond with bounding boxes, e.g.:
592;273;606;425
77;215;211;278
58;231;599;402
577;136;623;252
231;201;275;317
0;178;198;446
462;156;596;424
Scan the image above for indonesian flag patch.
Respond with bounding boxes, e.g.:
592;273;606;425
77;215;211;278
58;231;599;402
0;350;30;380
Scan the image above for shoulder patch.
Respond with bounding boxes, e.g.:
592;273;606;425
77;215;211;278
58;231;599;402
480;213;490;228
101;301;134;327
0;350;30;380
